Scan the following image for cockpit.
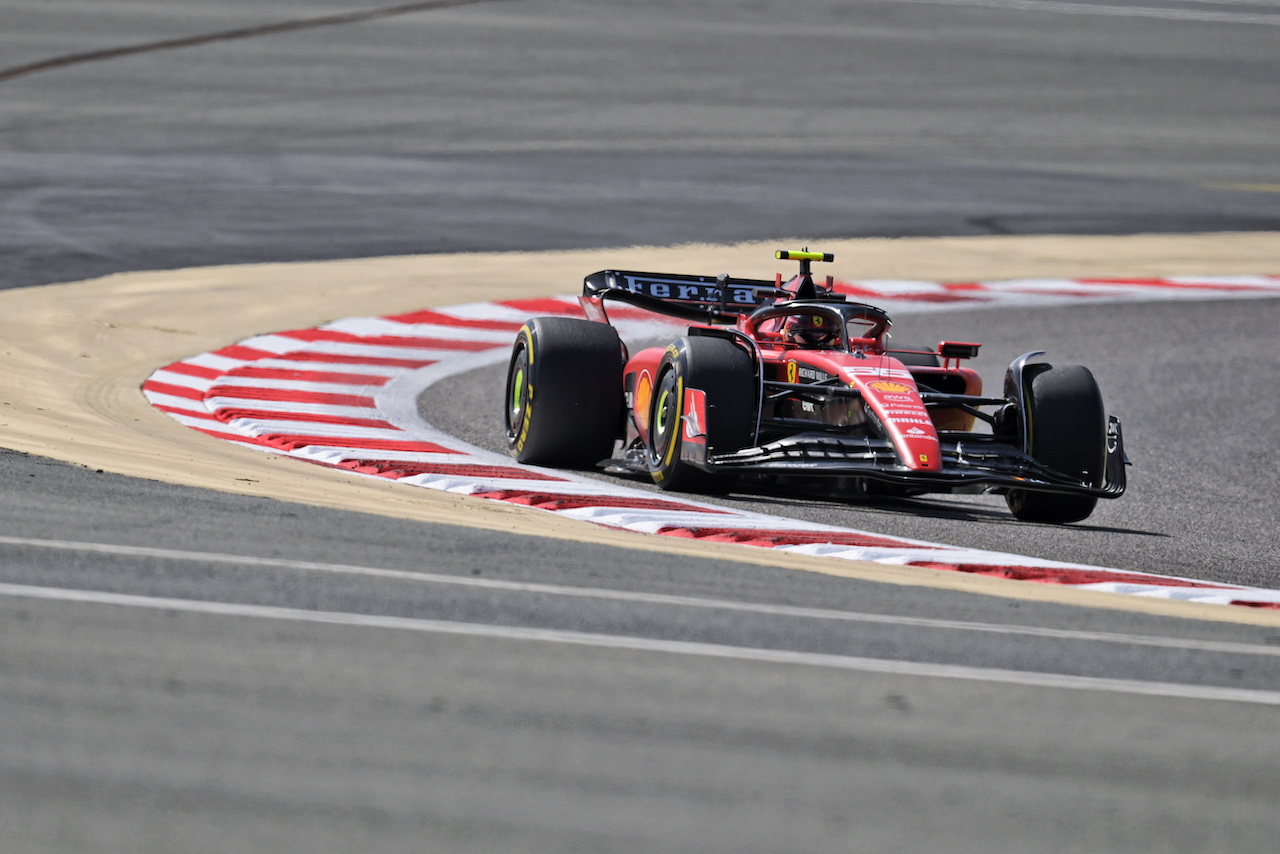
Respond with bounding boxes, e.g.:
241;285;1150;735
744;301;893;353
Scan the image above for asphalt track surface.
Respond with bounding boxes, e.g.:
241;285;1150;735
425;295;1280;588
3;1;1280;852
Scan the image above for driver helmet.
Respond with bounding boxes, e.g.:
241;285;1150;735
784;314;839;348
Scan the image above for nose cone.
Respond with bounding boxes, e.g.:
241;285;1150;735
853;368;941;472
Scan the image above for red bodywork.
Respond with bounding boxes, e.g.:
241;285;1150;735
590;270;983;477
621;339;982;475
520;253;1127;519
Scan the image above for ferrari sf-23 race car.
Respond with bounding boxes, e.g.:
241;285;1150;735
503;250;1127;523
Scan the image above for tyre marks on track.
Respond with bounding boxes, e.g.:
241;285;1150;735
144;274;1280;608
0;0;508;84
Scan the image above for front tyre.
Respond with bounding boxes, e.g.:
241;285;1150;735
647;336;755;491
504;317;623;468
1006;363;1106;523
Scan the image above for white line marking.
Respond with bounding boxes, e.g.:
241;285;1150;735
2;535;1277;658
3;580;1278;705
888;0;1280;26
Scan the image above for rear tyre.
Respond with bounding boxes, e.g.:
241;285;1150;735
647;336;755;491
886;343;940;367
504;317;623;468
1006;363;1106;523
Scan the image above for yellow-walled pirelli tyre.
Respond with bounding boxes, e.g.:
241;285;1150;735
504;317;624;468
1006;363;1106;524
646;335;756;492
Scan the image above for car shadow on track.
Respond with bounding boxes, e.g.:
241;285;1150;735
696;481;1167;539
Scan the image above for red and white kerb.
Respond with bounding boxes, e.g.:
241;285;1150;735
144;275;1280;609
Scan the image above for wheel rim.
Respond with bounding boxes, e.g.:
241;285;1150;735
505;347;529;441
648;369;679;465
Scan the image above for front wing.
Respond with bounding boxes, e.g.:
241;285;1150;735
619;418;1127;499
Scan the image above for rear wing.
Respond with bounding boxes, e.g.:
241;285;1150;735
581;269;788;325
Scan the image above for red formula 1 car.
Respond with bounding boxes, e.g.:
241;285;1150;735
503;250;1126;523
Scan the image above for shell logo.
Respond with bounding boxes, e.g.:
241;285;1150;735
868;380;913;393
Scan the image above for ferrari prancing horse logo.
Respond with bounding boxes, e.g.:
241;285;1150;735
786;361;798;384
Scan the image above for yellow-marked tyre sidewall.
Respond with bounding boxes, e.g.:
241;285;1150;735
646;353;693;489
501;316;624;468
504;325;536;457
644;336;756;492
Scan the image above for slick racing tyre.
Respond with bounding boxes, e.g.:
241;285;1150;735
1006;363;1106;524
885;342;941;367
504;317;624;468
647;335;755;491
